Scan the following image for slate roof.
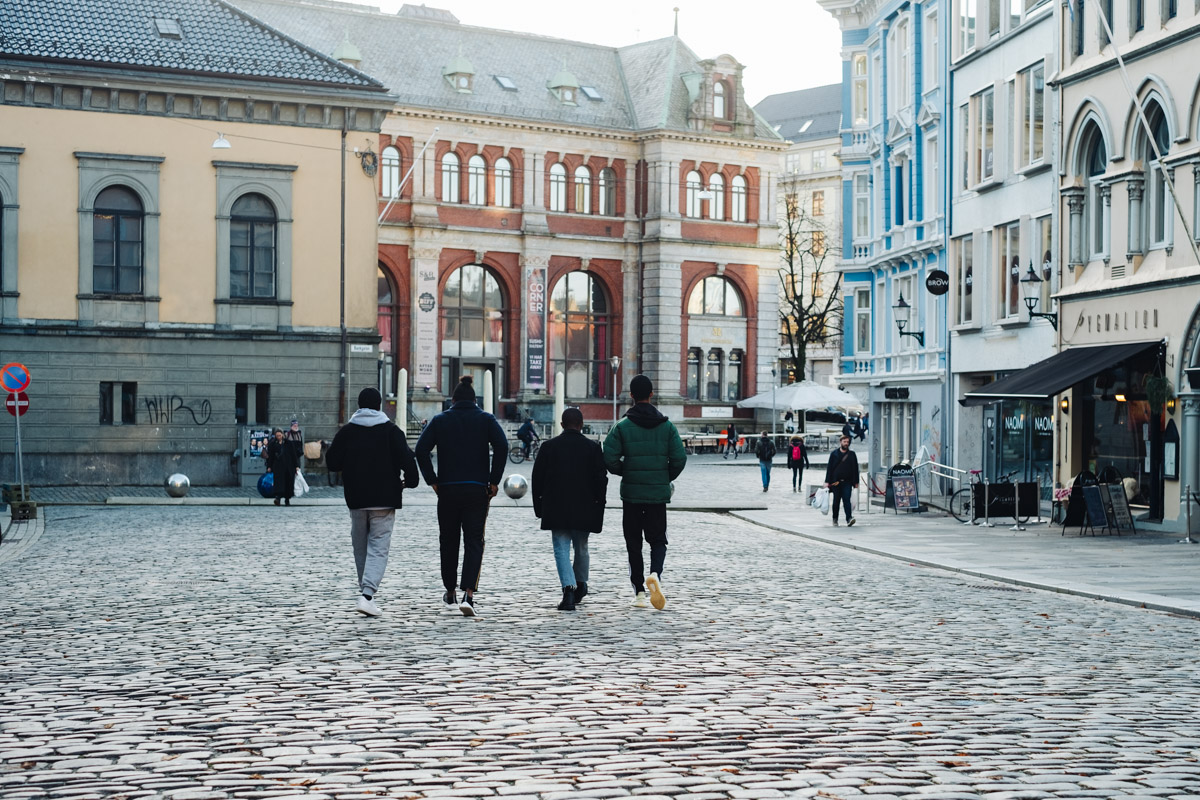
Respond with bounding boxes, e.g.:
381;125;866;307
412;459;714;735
229;0;781;139
754;83;842;143
0;0;386;91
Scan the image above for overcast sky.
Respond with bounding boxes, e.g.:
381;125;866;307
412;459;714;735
336;0;843;105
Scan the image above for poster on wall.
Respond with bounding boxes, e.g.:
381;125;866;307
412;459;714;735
414;266;439;387
526;266;546;388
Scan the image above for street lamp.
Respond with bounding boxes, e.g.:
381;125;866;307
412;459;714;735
893;292;925;347
771;367;777;438
1019;261;1058;330
610;355;621;423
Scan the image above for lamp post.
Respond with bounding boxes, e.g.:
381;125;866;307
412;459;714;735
610;355;621;424
893;292;925;347
771;367;777;438
1019;261;1058;330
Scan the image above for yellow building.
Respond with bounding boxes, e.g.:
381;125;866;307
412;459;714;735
0;0;393;484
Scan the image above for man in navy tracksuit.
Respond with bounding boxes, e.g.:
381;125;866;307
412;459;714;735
415;376;508;617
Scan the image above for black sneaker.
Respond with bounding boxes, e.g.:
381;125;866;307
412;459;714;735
574;582;588;604
832;519;839;526
459;594;477;617
557;587;576;611
442;590;457;611
847;517;856;527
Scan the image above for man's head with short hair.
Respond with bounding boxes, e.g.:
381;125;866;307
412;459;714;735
629;374;653;402
357;387;382;410
840;434;851;447
452;375;476;402
761;431;768;437
561;407;584;430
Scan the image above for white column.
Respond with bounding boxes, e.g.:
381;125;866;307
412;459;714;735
397;367;408;428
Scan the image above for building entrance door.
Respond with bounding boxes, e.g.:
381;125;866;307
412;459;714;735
451;358;499;411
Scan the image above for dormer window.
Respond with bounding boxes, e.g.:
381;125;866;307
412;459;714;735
548;66;580;105
494;75;517;91
713;81;727;119
442;53;475;93
580;85;603;101
153;17;182;39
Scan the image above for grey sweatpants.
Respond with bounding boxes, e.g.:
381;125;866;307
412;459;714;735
349;509;395;597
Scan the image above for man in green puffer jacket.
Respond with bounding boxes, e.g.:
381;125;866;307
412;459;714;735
603;374;687;611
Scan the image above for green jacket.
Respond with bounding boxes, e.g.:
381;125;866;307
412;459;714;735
603;402;688;504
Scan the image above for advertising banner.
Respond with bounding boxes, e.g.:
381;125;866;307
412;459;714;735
414;265;439;387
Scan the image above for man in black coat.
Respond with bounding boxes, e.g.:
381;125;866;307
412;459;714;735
824;434;859;527
325;387;420;617
531;408;608;611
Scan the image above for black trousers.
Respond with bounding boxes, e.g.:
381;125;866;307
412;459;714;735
622;502;668;592
437;484;490;592
831;482;854;521
791;466;805;490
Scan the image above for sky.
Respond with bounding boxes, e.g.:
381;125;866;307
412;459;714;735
335;0;843;105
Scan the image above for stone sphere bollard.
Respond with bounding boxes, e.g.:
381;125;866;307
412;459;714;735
502;474;528;500
165;473;191;498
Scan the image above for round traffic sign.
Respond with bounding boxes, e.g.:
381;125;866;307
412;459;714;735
5;392;28;417
0;363;30;394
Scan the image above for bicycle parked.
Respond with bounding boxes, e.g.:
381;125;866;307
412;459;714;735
949;468;1029;524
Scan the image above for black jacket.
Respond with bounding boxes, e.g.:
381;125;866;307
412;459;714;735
786;441;811;468
531;429;608;532
824;447;860;485
325;413;419;510
415;400;509;487
755;436;776;462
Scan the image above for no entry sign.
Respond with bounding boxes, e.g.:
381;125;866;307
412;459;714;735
1;363;30;394
5;392;28;417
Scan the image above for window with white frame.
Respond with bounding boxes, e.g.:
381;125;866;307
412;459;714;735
1098;0;1112;45
1081;126;1107;259
441;152;460;203
574;165;591;214
871;54;882;126
811;189;825;217
959;105;970;193
997;221;1021;319
1142;103;1172;248
897;19;910;109
852;53;869;126
467;155;486;205
381;146;401;198
549;163;567;212
989;0;1001;37
960;0;977;55
854;174;870;239
1035;216;1052;311
685;170;703;218
598;167;616;216
954;234;974;325
1132;0;1145;32
855;288;871;353
925;10;939;91
708;173;725;220
925;136;940;220
494;157;512;207
1017;64;1045;168
971;87;995;184
730;175;748;222
713;81;727;119
812;150;827;170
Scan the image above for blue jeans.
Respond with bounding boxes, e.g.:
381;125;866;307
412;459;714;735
759;460;772;488
551;530;590;588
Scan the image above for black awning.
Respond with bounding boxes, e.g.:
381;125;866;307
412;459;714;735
962;340;1162;406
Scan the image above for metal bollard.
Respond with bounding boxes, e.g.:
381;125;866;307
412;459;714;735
1182;484;1196;544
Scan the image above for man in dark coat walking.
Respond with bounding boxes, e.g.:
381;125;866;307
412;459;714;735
325;387;420;617
415;376;508;617
531;407;607;611
824;434;859;527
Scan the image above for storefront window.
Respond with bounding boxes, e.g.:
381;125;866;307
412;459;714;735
705;349;723;400
548;271;611;398
441;264;505;392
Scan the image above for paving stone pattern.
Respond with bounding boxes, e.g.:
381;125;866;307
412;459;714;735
1;495;1200;798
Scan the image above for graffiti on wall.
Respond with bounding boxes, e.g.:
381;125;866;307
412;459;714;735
145;395;213;425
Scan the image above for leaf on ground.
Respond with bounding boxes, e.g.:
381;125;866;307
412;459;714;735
912;722;923;727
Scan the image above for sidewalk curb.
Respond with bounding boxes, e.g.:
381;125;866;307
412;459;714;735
732;511;1200;620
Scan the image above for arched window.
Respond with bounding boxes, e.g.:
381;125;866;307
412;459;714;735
467;155;487;205
441;264;505;390
730;175;748;222
598;167;617;216
714;81;727;119
92;185;143;294
1081;124;1107;259
688;275;744;316
549;163;567;212
549;271;611;398
686;348;702;399
377;265;401;397
685;170;703;218
381;146;401;198
574;165;591;213
494;157;512;208
708;173;725;220
1140;102;1171;247
441;152;460;203
229;193;276;299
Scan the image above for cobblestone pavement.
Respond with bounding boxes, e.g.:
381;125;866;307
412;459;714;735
2;499;1200;799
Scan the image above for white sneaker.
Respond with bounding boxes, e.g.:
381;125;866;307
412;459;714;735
442;590;458;611
631;591;650;608
356;596;382;617
459;595;478;617
646;573;666;610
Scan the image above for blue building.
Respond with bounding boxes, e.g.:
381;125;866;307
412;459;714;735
819;0;950;480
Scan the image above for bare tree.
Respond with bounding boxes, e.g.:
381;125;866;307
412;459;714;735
778;191;843;382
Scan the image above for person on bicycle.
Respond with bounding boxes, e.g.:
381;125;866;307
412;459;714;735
517;418;540;459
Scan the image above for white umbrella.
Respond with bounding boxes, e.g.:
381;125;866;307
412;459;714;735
737;380;864;413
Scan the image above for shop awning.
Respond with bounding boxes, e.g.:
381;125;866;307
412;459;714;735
961;340;1162;406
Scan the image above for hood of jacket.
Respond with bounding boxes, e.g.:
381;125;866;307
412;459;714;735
349;408;391;427
625;402;668;429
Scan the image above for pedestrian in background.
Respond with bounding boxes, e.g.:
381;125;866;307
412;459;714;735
723;422;738;459
415;376;508;617
824;434;859;527
603;375;687;610
531;407;607;612
284;417;304;461
755;431;776;492
787;435;810;493
325;388;419;617
265;427;297;506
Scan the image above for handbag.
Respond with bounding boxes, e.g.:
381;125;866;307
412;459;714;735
294;468;310;497
303;441;322;461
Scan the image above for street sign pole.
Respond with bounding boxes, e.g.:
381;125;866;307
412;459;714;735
14;401;23;488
